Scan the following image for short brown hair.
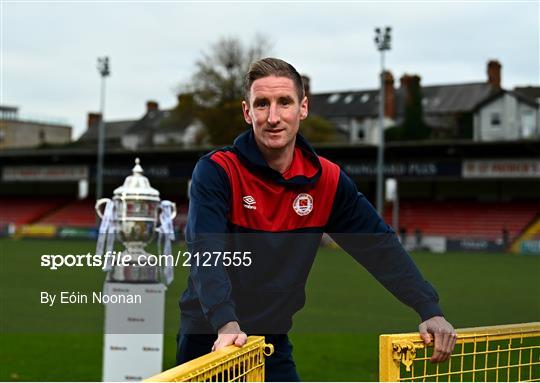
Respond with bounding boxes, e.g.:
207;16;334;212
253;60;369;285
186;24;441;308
244;57;305;102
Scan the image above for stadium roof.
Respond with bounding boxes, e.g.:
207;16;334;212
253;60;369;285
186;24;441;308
514;86;540;102
309;89;380;118
124;110;169;135
2;137;539;161
474;88;539;111
78;119;137;142
309;82;497;120
418;82;495;114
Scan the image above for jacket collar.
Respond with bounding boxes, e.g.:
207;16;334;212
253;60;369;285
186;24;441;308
232;129;322;186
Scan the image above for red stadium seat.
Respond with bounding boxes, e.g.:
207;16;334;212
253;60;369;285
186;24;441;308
3;197;536;241
37;199;97;227
383;201;540;241
0;197;67;225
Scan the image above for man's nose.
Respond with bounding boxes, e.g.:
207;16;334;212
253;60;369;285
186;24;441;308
267;103;280;126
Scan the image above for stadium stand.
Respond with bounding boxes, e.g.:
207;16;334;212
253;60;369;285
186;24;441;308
37;198;97;227
1;195;537;243
0;197;67;226
35;198;189;230
173;203;188;232
383;201;540;241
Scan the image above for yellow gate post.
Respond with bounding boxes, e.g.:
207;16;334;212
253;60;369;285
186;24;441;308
380;333;401;381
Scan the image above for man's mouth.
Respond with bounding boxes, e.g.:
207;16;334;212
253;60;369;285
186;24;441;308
266;128;285;134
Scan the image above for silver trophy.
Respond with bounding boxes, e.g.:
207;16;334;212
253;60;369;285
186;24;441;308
95;158;177;283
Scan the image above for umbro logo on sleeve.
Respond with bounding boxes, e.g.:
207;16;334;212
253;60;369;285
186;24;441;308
242;195;257;210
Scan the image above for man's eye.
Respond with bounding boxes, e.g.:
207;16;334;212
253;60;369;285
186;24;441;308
255;101;268;108
280;99;292;106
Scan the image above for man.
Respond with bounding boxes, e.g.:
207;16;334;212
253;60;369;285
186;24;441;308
177;58;456;381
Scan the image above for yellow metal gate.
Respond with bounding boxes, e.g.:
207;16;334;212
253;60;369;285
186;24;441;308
380;322;540;382
145;336;274;382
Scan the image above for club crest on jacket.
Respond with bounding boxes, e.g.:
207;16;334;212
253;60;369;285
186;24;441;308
293;193;313;216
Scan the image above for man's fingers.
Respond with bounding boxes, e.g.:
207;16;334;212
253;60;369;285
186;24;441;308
212;333;247;352
431;329;451;363
234;333;248;347
440;331;457;362
430;330;457;362
446;332;458;360
419;323;432;345
451;333;458;352
212;335;232;352
419;317;456;363
430;329;442;362
438;332;452;362
420;331;432;345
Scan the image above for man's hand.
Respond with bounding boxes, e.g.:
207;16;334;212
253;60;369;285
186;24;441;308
212;321;247;352
419;316;457;363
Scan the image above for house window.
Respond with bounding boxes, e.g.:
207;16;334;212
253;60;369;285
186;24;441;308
490;112;501;126
344;94;354;104
38;129;46;143
521;110;535;138
327;94;340;103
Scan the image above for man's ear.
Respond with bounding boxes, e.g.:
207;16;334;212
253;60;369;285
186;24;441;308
242;101;253;124
300;96;309;120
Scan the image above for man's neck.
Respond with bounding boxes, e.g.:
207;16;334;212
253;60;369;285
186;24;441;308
257;142;295;174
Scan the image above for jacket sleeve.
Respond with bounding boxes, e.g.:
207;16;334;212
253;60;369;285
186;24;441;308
325;170;443;322
185;157;238;331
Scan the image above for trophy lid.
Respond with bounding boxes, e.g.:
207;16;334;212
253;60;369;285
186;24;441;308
113;158;160;199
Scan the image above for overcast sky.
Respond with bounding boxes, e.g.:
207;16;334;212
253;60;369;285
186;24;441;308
2;1;539;139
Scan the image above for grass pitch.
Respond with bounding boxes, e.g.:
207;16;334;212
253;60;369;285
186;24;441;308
1;238;539;381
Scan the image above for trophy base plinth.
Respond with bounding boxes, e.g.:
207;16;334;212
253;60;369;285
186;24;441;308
102;282;166;381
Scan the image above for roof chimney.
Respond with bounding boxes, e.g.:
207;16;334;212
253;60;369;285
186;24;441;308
146;100;159;113
400;74;422;105
87;112;101;129
301;75;311;99
384;71;395;119
487;60;501;88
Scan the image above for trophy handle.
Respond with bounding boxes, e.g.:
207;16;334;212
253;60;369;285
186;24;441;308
156;201;177;232
169;202;177;220
95;198;111;219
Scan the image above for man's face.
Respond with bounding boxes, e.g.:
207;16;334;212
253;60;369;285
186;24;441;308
242;76;308;152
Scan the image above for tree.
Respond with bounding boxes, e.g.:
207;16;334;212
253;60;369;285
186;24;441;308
172;35;338;145
160;93;197;131
300;115;337;143
178;35;272;145
159;92;208;146
402;75;430;140
386;75;430;141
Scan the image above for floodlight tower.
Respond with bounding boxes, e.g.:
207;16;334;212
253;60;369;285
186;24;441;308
96;56;110;201
374;26;392;216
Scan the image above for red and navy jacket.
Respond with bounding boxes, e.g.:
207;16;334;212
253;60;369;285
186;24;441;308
179;129;442;334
